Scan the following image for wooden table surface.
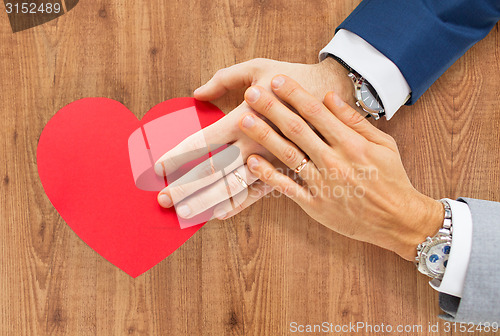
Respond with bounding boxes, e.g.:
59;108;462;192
1;1;499;335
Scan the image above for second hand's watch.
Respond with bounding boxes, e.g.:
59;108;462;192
415;199;453;281
328;54;385;120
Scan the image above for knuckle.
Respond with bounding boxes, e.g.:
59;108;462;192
280;184;293;197
386;134;396;143
185;132;207;152
282;85;299;100
191;196;209;212
285;118;304;137
257;127;272;143
336;135;352;148
162;154;178;171
199;161;215;178
215;68;225;76
346;111;365;126
262;98;275;115
214;68;226;81
320;151;337;168
227;175;243;194
282;146;298;165
386;135;398;149
247;58;266;73
261;167;274;181
169;184;187;202
252;58;267;66
302;101;324;116
348;139;369;158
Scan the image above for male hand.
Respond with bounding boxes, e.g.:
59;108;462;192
240;75;444;260
155;58;354;221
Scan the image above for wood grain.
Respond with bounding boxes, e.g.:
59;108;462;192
0;1;499;335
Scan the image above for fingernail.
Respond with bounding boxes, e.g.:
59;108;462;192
246;87;260;103
214;208;227;220
154;163;164;176
242;115;255;128
247;157;259;170
158;193;172;207
176;204;191;218
333;93;345;107
272;76;285;89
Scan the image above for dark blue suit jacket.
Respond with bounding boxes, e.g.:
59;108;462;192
338;0;500;104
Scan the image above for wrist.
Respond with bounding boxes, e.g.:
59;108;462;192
316;57;357;110
393;193;445;261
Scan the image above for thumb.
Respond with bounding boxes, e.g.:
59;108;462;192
194;60;258;101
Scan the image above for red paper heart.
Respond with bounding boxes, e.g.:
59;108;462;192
37;98;224;277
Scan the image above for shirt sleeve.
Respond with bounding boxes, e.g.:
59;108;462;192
429;199;473;298
319;29;411;120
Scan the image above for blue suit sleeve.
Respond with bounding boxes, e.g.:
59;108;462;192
337;0;500;104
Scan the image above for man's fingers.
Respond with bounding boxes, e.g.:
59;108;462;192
158;144;245;207
213;180;273;220
324;92;398;150
238;113;321;184
154;117;236;176
246;155;311;207
267;75;362;146
194;60;258;101
173;165;258;219
243;85;328;164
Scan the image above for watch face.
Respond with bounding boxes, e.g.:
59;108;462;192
360;81;384;112
425;243;451;276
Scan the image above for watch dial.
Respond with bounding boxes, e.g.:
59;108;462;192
360;82;383;112
425;243;451;275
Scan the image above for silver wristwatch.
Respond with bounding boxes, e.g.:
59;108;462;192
328;55;385;120
415;199;453;280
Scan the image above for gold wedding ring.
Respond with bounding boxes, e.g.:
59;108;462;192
294;157;309;174
233;171;249;189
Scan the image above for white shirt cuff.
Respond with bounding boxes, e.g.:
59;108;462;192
429;199;473;298
319;29;411;120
